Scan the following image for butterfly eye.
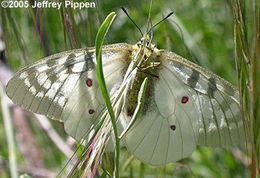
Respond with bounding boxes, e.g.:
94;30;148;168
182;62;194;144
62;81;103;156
86;78;93;87
88;109;95;114
170;125;176;131
181;96;189;104
139;37;150;47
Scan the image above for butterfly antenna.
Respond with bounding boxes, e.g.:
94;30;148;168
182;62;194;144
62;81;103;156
148;12;174;34
121;7;143;36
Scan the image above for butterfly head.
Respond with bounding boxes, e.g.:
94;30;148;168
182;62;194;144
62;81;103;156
139;34;154;49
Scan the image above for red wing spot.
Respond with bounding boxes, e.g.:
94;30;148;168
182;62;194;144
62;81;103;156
181;96;189;104
170;125;176;131
88;109;95;114
86;78;93;87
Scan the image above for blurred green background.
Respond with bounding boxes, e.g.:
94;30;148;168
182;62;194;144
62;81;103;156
0;0;253;177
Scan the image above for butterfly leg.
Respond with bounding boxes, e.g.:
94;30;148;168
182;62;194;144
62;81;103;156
137;62;160;78
140;61;161;70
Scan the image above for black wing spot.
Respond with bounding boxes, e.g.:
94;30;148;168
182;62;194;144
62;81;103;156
207;77;217;97
84;52;95;70
170;125;176;131
88;109;95;114
187;69;200;88
64;54;76;74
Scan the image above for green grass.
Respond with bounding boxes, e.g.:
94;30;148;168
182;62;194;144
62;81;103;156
95;12;120;178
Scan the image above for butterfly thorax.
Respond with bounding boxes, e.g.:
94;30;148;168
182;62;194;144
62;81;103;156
125;38;162;117
133;35;161;68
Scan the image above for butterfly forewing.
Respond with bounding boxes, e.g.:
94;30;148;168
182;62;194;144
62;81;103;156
161;51;245;147
6;43;132;141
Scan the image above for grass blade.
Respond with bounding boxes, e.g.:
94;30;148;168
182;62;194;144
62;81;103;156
95;12;120;178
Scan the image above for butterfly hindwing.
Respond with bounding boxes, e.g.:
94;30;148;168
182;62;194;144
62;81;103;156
124;60;200;166
124;50;245;166
6;43;132;141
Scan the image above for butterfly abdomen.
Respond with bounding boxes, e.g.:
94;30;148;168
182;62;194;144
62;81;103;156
126;72;151;117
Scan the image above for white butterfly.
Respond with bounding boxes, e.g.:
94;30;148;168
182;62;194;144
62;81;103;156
6;32;245;167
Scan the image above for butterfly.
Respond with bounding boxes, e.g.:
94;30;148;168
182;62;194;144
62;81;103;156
5;16;245;168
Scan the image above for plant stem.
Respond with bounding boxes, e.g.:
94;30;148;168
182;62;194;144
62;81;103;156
0;83;18;178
